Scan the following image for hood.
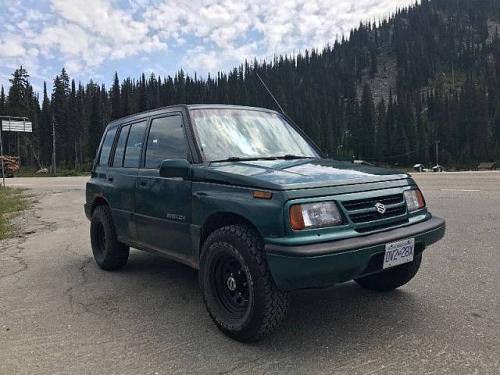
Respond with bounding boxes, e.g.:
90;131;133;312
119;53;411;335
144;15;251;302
198;158;409;190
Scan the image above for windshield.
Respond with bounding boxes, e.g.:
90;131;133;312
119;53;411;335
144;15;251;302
190;108;319;162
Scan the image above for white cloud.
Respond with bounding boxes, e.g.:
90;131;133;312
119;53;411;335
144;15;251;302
36;0;167;75
0;0;417;87
143;0;416;73
0;35;26;58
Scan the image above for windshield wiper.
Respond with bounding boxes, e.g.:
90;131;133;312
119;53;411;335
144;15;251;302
274;154;316;160
210;156;278;163
210;155;316;164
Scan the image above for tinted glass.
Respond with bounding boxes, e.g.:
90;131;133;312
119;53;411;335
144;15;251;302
98;127;117;165
112;125;130;167
145;115;188;169
190;109;317;161
123;121;147;168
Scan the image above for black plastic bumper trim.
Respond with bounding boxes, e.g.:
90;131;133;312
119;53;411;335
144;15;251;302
265;216;445;257
84;203;92;220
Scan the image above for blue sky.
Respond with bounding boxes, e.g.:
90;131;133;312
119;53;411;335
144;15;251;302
0;0;415;93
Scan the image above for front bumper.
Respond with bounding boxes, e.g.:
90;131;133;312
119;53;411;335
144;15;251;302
265;216;445;290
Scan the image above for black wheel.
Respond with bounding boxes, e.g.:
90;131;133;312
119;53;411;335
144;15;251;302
355;254;422;291
90;205;129;271
200;224;289;342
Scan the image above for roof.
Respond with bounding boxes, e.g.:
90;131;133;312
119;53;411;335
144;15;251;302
107;104;278;128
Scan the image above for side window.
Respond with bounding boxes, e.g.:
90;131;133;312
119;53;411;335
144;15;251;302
112;125;130;167
144;115;188;169
98;127;117;166
123;120;147;168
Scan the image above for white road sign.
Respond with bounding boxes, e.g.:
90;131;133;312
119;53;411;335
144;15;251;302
2;119;32;133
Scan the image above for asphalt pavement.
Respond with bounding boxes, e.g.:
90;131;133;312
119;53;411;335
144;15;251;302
1;172;499;374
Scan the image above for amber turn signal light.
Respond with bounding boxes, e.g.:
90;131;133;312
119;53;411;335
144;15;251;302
253;191;272;199
289;205;305;230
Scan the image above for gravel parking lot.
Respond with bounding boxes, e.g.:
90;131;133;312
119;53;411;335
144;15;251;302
1;172;499;374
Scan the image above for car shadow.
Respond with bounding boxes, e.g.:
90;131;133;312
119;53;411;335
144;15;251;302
76;249;443;363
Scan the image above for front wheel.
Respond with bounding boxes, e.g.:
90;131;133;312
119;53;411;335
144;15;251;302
199;225;289;342
355;254;422;291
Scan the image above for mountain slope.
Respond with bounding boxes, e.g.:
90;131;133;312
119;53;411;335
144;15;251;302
1;0;500;169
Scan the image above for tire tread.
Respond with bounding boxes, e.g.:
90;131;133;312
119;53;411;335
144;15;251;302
201;224;289;342
91;205;129;271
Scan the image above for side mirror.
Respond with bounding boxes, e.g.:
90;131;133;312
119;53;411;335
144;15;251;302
159;159;191;179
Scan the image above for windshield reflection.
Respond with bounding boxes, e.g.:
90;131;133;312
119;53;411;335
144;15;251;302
190;108;318;162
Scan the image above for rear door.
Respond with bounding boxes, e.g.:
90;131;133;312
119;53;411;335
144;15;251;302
92;125;118;202
135;112;193;260
106;120;148;243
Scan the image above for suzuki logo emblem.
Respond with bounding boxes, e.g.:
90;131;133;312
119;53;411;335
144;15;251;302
375;202;386;214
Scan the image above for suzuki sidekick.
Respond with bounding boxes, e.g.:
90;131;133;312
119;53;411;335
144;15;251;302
85;105;445;342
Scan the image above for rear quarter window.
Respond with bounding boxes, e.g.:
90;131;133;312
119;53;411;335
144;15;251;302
112;125;130;167
98;127;117;166
123;121;147;168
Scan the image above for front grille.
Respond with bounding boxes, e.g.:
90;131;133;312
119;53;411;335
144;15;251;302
349;205;406;223
355;218;409;233
341;193;408;232
342;194;404;212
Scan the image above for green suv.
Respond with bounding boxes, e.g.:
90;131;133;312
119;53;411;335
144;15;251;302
85;105;445;342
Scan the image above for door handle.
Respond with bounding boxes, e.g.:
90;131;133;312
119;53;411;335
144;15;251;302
107;176;114;182
139;180;147;187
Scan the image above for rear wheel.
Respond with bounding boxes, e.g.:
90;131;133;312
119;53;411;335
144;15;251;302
355;255;422;291
200;224;289;342
90;205;129;270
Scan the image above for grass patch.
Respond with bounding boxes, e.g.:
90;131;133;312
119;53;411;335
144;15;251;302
15;166;90;177
0;187;33;240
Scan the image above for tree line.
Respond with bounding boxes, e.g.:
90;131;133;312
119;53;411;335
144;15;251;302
1;0;500;171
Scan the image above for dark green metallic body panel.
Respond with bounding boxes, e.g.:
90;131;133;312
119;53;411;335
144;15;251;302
135;168;193;258
189;179;287;261
202;158;409;191
266;217;445;290
90;166;138;242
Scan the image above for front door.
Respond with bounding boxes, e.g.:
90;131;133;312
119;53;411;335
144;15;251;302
135;113;193;260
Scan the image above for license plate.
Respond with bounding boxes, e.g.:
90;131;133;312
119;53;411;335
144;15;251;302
383;238;415;269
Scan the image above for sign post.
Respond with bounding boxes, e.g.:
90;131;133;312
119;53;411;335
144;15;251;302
0;126;5;187
0;116;32;186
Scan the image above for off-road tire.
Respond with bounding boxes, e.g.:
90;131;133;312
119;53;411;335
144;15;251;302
355;254;422;291
199;224;289;342
90;205;129;270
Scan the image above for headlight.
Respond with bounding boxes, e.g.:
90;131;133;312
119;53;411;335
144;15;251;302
289;201;343;230
404;189;426;212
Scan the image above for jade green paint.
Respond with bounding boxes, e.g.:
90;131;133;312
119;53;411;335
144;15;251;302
85;105;445;289
266;223;445;290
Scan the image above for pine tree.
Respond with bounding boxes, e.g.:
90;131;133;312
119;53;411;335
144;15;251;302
0;86;5;116
6;66;34;159
7;66;31;116
87;82;102;159
39;82;52;166
52;68;70;166
111;72;121;120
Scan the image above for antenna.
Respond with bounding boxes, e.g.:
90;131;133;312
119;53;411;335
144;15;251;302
255;72;286;115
